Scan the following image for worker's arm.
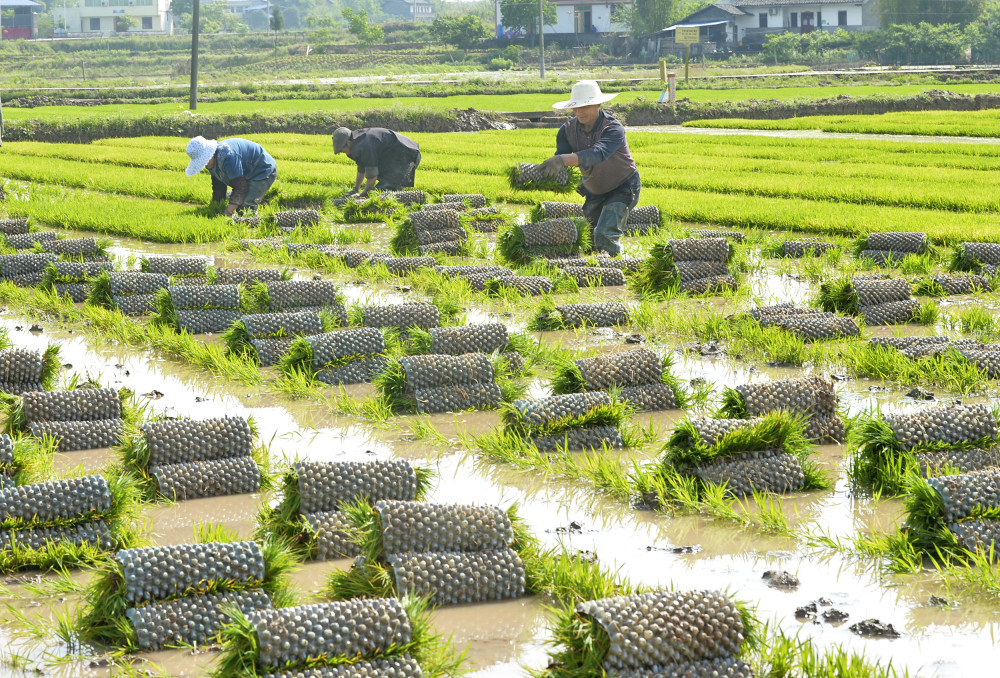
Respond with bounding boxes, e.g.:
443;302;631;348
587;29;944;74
347;170;365;196
226;176;249;216
566;123;625;170
211;176;228;203
359;166;378;197
541;126;579;176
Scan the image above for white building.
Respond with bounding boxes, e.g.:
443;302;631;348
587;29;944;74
55;0;172;36
495;0;630;37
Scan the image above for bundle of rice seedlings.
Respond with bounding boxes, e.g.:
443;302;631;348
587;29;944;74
12;387;126;452
256;460;433;559
380;256;437;276
222;310;332;366
781;239;838;258
462;206;513;233
856;231;930;256
631;238;735;297
900;469;1000;558
150;287;242;335
40;236;106;259
272;209;320;232
530;201;585;222
406;324;513;357
77;535;295;653
850;403;999;495
483;275;555;298
214;594;462;678
118;415;269;502
0;468;143;574
327;499;529;608
339;194;404;223
0;345;60;395
89;271;169;314
215;268;287;286
41;260;115;302
376;353;504;414
719;376;844;443
441;193;486;209
820;276;913;319
508;162;581;193
914;274;991;297
548;589;756;678
550;349;688;413
0;252;57;286
278;328;387;386
379;189;425;206
530;299;630;330
5;231;56;250
500;391;630;452
951;242;1000;273
692;228;745;243
658;411;826;497
497;218;590;264
392;210;472;257
0;218;29;236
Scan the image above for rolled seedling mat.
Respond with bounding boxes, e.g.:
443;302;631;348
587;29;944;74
441;194;486;208
305;511;358;559
0;474;110;525
175;309;242;334
315;356;389;386
869;335;949;351
732;376;837;419
242;311;325;340
400;353;495;392
216;268;284;285
783;240;837;258
382;257;436;276
852;277;912;308
749;303;827;323
467;206;498;218
231;215;261;228
774;315;860;341
0;218;29;235
498;275;553;296
143;256;210;277
29;418;123;452
381;189;425;206
0;519;112;553
114;294;157;316
109;272;169;296
307;328;386;368
682;274;739;295
531;424;625;452
596;257;644;274
576;589;746;673
466;218;506;233
172;276;212;287
5;232;57;250
436;265;511;283
127;588;272;652
955;242;1000;269
883;403;997;450
674;260;732;283
52;283;90;303
169;284;240;310
249;598;413;669
415;227;467;247
42;237;98;256
928;468;1000;525
419;240;465;256
0;435;13;469
376;500;513;554
555;302;630;328
49;261;114;282
692;229;744;243
860;299;921;326
513;391;612;428
520;218;581;249
672;418;755;449
364;303;440;331
560;266;626;287
510;162;572;189
949;519;1000;555
0;348;46;386
329;249;391;269
425;324;509;356
574;349;665;391
296;459;418;514
387;548;526;605
413;382;503;414
958;347;1000;378
667;238;731;263
420;201;467;213
929;274;991;295
265;280;341;311
618;383;678;412
239;237;284;251
0;253;57;279
151;456;261;501
916;448;1000;477
865;231;929;254
409;209;461;233
6;271;45;287
142;415;254;466
693;449;806;495
251;338;296;367
117;540;265;605
286;243;328;255
537;201;584;220
274;210;320;231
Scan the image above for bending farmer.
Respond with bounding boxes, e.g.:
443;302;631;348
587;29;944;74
539;81;640;257
184;136;277;216
332;127;421;197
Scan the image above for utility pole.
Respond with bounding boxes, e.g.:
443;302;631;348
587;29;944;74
189;0;200;109
537;0;545;78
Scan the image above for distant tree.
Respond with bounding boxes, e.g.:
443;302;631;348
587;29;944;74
500;0;555;41
178;0;249;32
283;6;300;27
342;7;384;47
246;8;268;30
270;4;284;29
613;0;673;37
879;0;981;26
431;14;489;47
966;0;1000;60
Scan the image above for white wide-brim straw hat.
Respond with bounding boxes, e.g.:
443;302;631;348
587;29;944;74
552;80;619;110
185;136;219;177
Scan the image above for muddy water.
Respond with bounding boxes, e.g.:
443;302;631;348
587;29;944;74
3;227;1000;676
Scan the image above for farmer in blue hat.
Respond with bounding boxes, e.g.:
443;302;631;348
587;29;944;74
332;127;421;197
184;136;277;216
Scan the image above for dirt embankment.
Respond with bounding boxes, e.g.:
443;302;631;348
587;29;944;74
2;108;509;143
614;89;1000;125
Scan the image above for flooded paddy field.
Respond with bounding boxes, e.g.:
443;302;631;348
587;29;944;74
3;129;1000;677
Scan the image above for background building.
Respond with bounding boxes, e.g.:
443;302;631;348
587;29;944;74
1;0;41;39
54;0;173;36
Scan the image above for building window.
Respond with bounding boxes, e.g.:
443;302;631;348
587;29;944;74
817;11;822;24
837;10;847;24
142;16;152;28
89;17;100;30
758;12;767;27
790;12;797;26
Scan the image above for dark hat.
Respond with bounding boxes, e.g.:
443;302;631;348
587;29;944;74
332;127;352;153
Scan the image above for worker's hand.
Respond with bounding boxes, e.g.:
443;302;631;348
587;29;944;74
539;155;565;179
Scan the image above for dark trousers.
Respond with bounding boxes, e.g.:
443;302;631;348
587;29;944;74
377;150;421;190
582;171;641;254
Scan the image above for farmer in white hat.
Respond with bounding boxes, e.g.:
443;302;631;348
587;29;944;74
538;80;640;257
184;136;278;216
332;127;421;197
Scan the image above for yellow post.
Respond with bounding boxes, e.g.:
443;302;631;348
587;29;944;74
684;44;689;83
659;58;666;84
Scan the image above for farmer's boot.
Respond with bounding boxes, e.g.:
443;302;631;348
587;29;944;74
593;202;629;257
